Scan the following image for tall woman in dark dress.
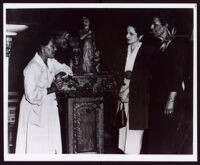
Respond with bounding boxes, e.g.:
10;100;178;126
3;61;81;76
147;15;185;154
113;24;154;154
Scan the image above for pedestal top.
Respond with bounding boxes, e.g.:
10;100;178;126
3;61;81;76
57;74;117;98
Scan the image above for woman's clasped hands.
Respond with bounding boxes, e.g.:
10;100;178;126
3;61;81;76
54;76;64;91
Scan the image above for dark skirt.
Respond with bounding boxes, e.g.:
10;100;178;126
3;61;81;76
144;93;186;154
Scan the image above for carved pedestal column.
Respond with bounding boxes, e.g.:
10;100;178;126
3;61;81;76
59;74;117;154
67;97;104;153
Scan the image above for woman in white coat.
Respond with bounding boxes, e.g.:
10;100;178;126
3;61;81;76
15;33;73;154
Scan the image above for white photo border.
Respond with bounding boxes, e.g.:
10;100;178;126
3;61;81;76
3;3;198;162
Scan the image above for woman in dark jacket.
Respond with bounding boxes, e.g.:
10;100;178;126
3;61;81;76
146;15;185;154
113;24;154;154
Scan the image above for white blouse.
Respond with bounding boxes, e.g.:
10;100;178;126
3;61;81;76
125;42;142;72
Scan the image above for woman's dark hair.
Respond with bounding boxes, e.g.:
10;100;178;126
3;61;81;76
35;30;55;52
127;23;144;37
157;15;168;26
154;11;176;29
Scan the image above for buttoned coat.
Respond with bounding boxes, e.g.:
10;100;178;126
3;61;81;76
15;53;72;153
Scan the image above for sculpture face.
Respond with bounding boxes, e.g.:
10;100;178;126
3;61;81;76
83;17;90;30
55;32;69;49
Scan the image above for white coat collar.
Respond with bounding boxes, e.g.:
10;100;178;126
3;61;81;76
34;52;54;72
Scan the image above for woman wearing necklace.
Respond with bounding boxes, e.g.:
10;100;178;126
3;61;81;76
146;14;186;154
113;24;154;154
15;32;73;154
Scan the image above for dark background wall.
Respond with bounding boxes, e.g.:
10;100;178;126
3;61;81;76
7;8;193;93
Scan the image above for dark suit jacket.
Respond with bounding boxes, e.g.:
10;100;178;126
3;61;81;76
113;43;154;130
149;37;186;130
150;37;185;103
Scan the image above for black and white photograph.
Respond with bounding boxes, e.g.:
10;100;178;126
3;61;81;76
3;3;197;162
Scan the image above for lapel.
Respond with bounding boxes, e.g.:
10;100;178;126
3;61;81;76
130;44;145;82
34;53;54;85
118;46;128;73
133;44;144;67
115;44;147;75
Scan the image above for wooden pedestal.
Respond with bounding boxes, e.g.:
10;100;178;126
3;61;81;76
59;74;117;154
67;97;104;153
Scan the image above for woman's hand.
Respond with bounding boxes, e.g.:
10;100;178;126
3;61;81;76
54;79;64;90
164;100;175;115
118;79;130;102
164;91;177;115
47;79;64;94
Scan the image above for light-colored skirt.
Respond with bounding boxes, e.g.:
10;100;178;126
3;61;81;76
118;102;144;154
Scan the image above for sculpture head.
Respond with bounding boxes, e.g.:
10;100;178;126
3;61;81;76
83;17;90;30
